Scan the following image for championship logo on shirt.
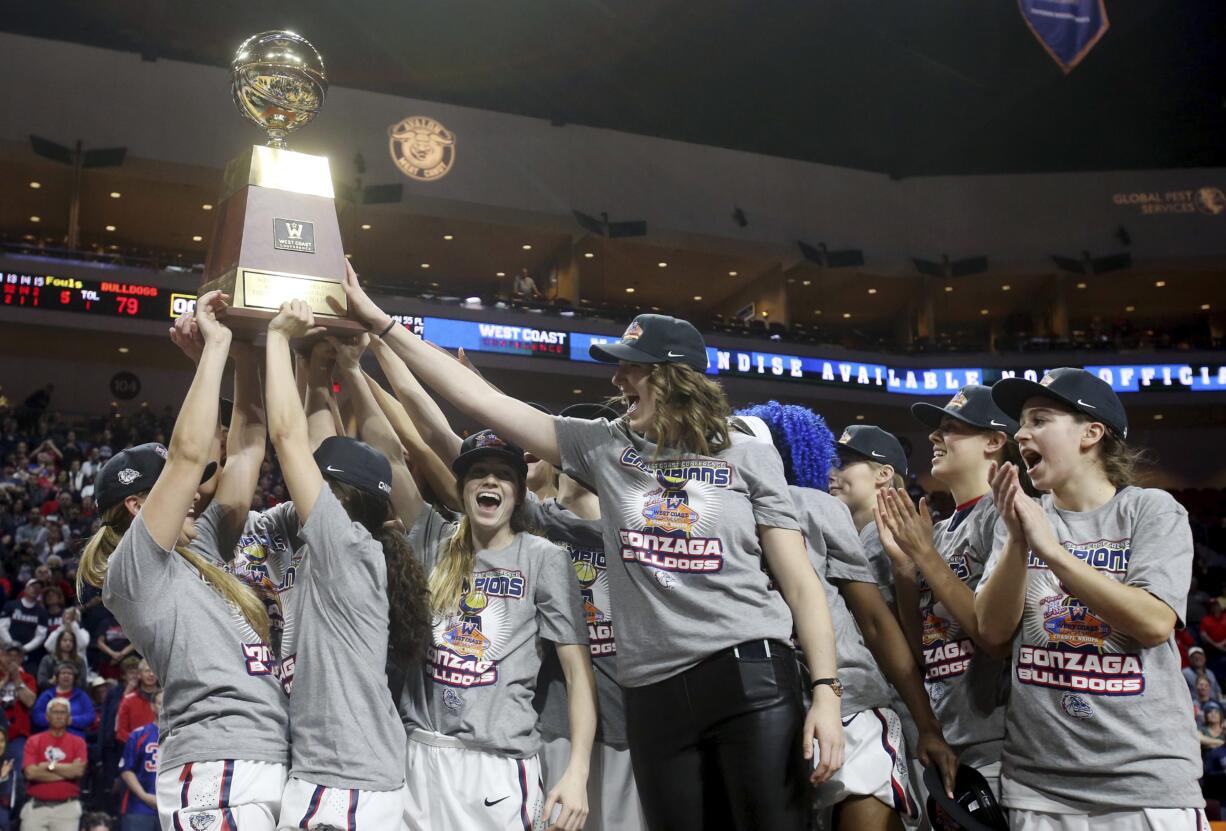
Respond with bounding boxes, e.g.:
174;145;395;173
566;545;616;657
443;590;491;660
429;572;515;688
642;475;700;535
1041;595;1112;649
616;469;726;574
1019;552;1144;696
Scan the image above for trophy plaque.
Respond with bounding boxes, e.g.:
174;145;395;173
199;30;363;336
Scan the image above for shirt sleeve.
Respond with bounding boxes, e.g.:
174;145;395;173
68;734;87;764
119;731;139;773
1125;490;1194;622
737;438;800;531
407;504;457;573
553;416;619;487
818;495;876;584
298;484;379;586
103;515;176;602
187;500;229;566
22;734;38;770
533;541;589;646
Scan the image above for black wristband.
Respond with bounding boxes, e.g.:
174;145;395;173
377;318;396;338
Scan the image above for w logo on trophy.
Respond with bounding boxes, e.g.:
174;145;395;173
273;218;315;253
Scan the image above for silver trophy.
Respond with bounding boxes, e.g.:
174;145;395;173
231;30;328;149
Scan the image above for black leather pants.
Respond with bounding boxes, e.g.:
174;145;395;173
624;639;809;831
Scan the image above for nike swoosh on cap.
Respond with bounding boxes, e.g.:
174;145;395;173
1076;399;1097;409
326;465;344;473
666;351;686;358
870;451;886;458
990;420;1007;427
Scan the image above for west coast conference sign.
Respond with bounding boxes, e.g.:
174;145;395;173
3;269;1223;397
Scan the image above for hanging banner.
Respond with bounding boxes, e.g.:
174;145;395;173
1019;0;1109;73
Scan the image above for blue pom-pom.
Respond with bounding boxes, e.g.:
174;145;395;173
735;401;838;490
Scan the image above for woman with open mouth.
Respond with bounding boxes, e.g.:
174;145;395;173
976;367;1204;829
341;261;844;831
395;426;596;831
874;384;1029;802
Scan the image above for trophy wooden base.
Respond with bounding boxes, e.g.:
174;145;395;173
217;306;368;341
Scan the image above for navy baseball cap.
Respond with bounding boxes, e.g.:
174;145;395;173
452;430;528;481
314;436;392;502
560;402;620;422
837;425;908;476
97;443;218;512
912;385;1018;435
992;367;1128;439
924;765;1008;831
589;314;709;372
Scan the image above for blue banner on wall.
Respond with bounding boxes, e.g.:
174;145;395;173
1019;0;1109;73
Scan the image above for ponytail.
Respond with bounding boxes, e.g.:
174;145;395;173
78;501;271;644
429;514;477;617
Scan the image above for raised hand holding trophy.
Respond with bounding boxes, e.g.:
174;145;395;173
199;31;363;336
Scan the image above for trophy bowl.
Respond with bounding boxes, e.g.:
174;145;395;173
231;30;328;149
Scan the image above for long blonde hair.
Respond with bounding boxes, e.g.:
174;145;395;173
78;502;270;644
639;363;731;456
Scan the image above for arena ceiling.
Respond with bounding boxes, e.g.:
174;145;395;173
3;1;1224;177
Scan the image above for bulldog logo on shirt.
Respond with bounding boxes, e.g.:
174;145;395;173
43;746;66;763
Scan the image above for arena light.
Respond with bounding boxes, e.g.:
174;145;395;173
29;181;41;189
202;203;213;210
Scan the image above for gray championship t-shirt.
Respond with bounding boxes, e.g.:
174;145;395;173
525;493;628;749
978;486;1202;810
918;495;1008;768
790;486;893;718
401;507;588;757
193;501;303;692
104;515;290;771
555;418;799;688
281;485;406;790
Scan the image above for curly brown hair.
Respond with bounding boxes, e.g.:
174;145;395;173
628;363;731;456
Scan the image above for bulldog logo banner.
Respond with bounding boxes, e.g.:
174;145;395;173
1019;0;1109;73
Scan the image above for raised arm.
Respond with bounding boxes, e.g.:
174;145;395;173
364;372;460;512
304;341;339;450
211;342;266;540
341;262;559;464
142;291;232;550
332;336;424;525
266;301;326;524
369;336;463;464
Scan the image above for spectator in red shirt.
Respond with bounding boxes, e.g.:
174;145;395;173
21;697;85;830
114;661;159;744
1;645;35;761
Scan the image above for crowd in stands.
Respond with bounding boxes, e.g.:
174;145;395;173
0;386;289;830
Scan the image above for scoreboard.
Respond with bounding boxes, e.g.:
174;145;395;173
1;270;195;320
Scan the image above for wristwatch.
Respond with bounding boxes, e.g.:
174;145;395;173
810;677;844;698
47;759;56;772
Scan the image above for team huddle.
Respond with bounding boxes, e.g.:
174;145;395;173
77;260;1205;831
